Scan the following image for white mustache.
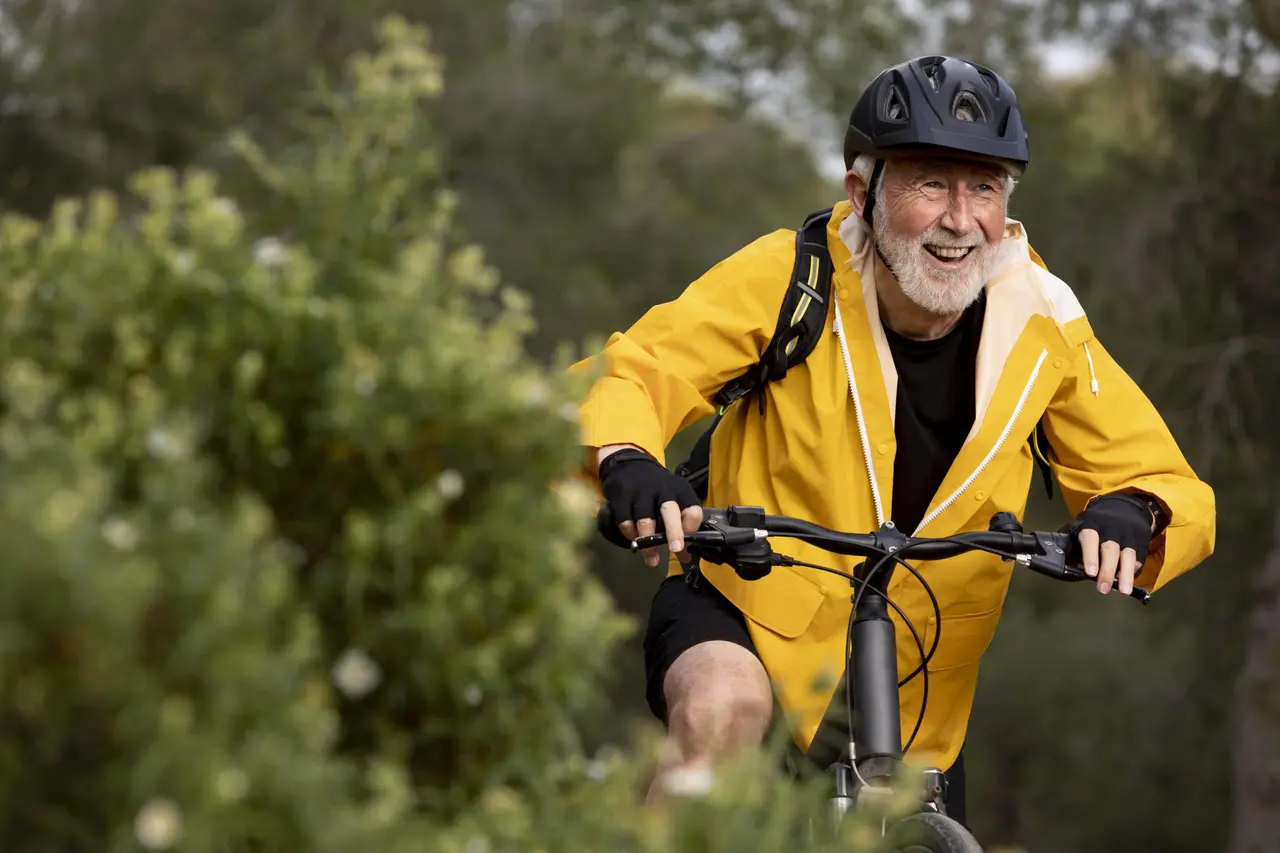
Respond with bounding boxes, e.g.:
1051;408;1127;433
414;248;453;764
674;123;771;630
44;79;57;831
917;230;986;250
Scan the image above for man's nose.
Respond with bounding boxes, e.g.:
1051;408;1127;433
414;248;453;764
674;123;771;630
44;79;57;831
939;191;976;235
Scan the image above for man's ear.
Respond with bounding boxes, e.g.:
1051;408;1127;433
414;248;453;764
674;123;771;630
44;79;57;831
845;170;869;219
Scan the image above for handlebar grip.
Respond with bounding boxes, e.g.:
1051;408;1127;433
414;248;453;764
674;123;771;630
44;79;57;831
595;504;635;550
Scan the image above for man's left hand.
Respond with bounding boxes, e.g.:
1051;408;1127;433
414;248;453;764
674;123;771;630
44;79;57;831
1068;493;1158;596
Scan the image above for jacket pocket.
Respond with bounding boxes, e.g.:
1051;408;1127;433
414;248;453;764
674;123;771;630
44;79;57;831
701;562;826;639
921;604;1004;671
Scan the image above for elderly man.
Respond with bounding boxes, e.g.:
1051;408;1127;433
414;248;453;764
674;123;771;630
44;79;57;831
571;56;1215;824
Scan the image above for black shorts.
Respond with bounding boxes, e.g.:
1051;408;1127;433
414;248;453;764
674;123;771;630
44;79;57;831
640;572;969;827
642;573;759;723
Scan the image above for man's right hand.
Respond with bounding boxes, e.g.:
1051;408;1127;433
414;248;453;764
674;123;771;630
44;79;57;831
597;445;704;567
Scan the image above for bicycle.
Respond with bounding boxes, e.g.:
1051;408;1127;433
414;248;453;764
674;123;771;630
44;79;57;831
597;504;1150;852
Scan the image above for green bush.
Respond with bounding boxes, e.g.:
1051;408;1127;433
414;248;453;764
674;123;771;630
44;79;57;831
0;16;897;852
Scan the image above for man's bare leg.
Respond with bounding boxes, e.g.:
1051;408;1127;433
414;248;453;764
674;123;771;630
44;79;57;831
647;640;773;802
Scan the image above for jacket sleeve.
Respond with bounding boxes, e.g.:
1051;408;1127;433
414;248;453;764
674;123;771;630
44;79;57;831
568;230;795;466
1041;324;1216;591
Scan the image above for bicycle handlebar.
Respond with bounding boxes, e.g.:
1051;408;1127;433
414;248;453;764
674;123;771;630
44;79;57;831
596;504;1151;605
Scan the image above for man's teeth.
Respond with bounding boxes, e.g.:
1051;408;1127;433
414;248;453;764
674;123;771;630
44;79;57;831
926;245;973;260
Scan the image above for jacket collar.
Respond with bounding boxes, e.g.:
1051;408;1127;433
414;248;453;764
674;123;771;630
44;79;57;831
824;201;1079;537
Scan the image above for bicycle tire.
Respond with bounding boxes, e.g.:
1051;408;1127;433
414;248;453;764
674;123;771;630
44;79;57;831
884;811;984;853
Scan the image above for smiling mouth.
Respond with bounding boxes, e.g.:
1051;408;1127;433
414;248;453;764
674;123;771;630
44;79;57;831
924;245;975;263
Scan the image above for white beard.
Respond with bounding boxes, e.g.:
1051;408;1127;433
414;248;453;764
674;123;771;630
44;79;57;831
872;198;1002;317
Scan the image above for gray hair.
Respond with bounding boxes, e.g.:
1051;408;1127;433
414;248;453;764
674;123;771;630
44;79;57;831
850;153;1018;199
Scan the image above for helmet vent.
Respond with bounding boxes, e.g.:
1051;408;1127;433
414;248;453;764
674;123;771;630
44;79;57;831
920;56;946;91
883;84;910;122
952;90;987;123
977;67;1000;95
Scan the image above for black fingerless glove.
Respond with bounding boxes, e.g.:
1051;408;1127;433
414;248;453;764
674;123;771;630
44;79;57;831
597;448;700;548
599;448;700;523
1063;493;1158;565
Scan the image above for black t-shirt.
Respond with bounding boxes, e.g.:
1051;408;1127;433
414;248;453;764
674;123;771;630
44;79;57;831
883;292;986;536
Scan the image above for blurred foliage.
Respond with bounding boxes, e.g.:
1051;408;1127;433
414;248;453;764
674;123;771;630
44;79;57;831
0;18;610;848
0;16;958;852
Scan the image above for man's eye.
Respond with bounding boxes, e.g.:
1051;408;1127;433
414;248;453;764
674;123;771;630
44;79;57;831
923;180;945;189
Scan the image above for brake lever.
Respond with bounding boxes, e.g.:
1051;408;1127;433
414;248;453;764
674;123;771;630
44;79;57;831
1057;565;1152;605
629;525;756;556
630;515;773;581
629;533;665;551
1015;532;1151;604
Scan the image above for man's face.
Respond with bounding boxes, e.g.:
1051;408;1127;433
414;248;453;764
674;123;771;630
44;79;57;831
868;156;1011;316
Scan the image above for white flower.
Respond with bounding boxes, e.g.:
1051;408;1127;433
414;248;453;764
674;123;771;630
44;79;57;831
146;428;184;460
465;836;491;853
213;198;239;218
331;648;382;699
463;683;483;707
585;759;608;782
252;237;290;268
521;379;550;406
134;797;183;849
558;402;578;422
102;518;140;551
436;469;464;500
553;479;597;517
172;251;195;275
354;372;377;397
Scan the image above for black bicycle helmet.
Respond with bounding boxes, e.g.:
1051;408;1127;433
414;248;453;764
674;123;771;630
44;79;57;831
842;55;1030;173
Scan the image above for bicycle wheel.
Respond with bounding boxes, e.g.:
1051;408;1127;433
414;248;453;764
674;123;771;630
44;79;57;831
884;811;984;853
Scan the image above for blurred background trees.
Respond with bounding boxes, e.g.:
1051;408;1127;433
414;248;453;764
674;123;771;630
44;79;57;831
0;0;1275;850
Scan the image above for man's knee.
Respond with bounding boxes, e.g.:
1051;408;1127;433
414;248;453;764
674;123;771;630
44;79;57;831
663;640;773;754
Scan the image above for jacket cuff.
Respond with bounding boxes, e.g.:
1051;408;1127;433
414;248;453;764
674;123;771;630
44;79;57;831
578;376;668;465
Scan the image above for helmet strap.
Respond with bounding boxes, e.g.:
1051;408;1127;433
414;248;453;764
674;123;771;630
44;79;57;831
874;244;895;276
860;159;886;228
860;159;896;276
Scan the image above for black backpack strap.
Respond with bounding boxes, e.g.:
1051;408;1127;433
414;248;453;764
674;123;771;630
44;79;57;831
674;208;836;500
712;207;835;412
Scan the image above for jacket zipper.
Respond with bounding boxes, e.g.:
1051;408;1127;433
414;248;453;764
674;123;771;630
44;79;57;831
833;301;887;526
912;348;1049;535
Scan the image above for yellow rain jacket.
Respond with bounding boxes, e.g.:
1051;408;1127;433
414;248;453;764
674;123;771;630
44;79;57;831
571;200;1216;771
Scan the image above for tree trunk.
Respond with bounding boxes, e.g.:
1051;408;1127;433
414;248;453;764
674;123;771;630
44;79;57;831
1229;509;1280;853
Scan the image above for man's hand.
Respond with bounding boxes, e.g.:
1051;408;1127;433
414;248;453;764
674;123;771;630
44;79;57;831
597;445;704;567
1070;493;1158;596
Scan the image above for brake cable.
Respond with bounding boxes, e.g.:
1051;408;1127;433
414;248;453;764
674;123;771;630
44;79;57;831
778;548;942;758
